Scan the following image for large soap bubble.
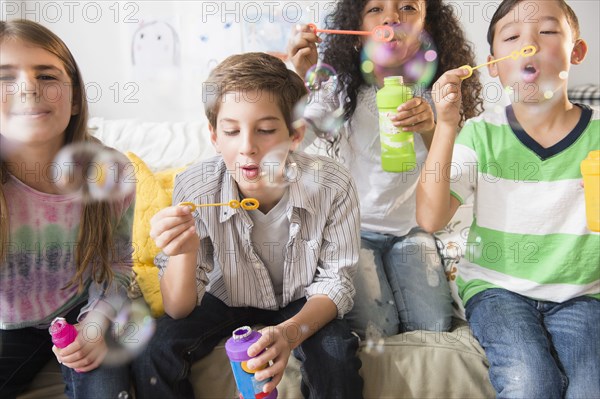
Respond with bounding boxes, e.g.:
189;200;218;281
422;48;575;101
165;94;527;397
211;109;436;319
53;142;135;202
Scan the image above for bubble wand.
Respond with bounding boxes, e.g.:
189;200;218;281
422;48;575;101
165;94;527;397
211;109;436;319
307;23;394;43
178;198;260;211
460;45;537;79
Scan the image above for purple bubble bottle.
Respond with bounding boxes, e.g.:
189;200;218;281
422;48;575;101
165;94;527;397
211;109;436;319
225;326;278;399
49;317;78;349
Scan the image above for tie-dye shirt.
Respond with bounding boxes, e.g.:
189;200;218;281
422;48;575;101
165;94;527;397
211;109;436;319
0;174;135;330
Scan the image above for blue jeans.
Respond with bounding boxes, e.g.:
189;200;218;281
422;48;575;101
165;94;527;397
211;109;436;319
132;293;363;399
346;229;453;338
466;288;600;399
61;363;130;399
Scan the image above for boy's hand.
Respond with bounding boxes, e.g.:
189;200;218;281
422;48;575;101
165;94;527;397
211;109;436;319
432;68;470;127
287;24;321;80
150;205;199;256
246;325;293;394
52;313;108;373
390;97;435;134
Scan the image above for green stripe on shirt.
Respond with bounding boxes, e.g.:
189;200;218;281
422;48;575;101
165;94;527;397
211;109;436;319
465;223;599;285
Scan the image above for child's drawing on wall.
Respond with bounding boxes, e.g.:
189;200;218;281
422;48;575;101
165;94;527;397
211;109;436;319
241;3;329;61
192;18;243;80
131;19;180;79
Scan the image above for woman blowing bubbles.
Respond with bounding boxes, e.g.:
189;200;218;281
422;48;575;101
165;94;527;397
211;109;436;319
288;0;483;338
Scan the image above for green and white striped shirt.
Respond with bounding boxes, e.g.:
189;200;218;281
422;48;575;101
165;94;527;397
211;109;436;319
450;104;600;305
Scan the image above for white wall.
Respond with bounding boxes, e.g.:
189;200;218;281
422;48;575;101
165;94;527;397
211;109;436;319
2;0;598;121
454;0;599;110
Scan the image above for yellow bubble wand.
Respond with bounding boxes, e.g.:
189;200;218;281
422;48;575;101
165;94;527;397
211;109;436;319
178;198;260;211
460;45;537;79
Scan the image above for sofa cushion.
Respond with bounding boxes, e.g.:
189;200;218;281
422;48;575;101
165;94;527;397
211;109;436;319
21;320;493;399
89;117;215;172
126;152;184;318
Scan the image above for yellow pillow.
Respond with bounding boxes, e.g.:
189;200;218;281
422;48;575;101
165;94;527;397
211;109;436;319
126;152;184;317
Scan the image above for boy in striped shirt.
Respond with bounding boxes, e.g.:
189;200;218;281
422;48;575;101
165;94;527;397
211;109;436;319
133;52;363;399
417;0;599;397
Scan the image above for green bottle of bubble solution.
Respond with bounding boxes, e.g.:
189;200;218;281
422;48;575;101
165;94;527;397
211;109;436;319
377;76;416;172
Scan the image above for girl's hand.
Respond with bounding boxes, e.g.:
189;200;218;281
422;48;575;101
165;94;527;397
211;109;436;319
150;205;199;256
287;24;322;80
391;97;435;134
52;315;108;373
432;68;469;127
246;325;292;394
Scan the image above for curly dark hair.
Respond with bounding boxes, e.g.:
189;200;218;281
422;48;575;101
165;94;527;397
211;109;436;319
322;0;483;128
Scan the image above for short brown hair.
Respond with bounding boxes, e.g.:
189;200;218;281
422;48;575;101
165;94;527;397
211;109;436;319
487;0;580;54
202;52;307;134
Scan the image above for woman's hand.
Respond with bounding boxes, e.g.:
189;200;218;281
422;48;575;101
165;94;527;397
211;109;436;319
390;96;435;134
150;205;199;256
287;24;321;79
246;325;293;394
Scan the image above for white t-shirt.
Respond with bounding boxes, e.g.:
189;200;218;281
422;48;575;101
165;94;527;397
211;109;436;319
302;85;428;236
248;190;290;306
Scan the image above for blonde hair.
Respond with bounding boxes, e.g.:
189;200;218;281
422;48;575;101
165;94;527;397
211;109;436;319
203;52;307;133
0;19;115;292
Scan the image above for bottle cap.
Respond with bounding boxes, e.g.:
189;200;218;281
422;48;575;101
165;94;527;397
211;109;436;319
581;150;600;175
383;76;404;85
49;317;67;335
587;150;600;162
232;326;252;341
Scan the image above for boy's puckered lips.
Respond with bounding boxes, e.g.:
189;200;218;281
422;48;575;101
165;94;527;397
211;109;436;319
241;163;260;180
521;60;540;83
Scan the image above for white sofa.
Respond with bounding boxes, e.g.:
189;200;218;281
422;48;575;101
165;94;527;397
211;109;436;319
19;117;494;399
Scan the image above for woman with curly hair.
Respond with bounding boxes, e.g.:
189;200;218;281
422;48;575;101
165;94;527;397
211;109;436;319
288;0;483;339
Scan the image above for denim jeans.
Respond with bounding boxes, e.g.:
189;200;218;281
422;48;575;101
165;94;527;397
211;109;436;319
346;228;453;338
0;306;131;399
61;363;131;399
466;288;600;399
132;293;363;399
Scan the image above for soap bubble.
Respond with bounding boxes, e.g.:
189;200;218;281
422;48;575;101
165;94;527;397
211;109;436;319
363;322;386;355
304;106;345;142
361;25;438;88
292;95;344;143
361;60;375;74
466;234;483;261
53;142;135;202
258;142;294;187
117;391;129;399
305;63;338;96
103;300;156;366
291;95;310;131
